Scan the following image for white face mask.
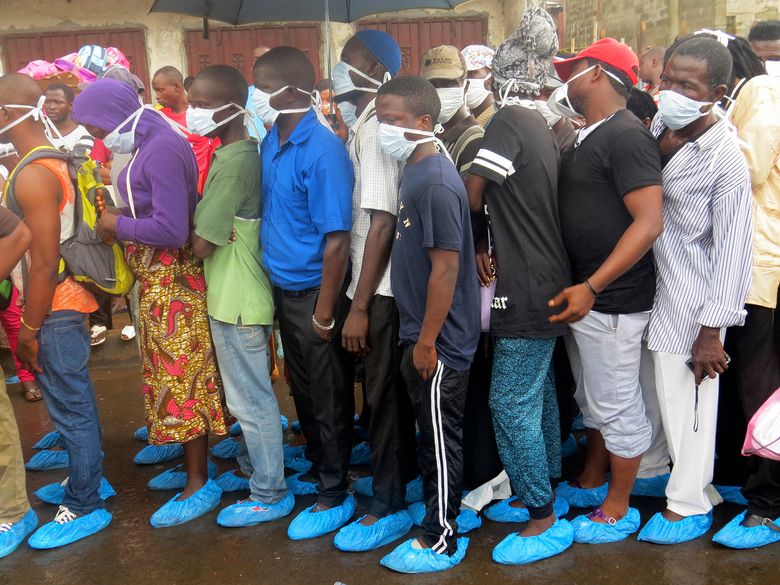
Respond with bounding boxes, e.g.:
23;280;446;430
0;95;63;144
378;123;437;161
534;100;561;127
657;89;713;130
465;76;491;109
252;86;313;127
764;60;780;78
339;101;359;128
332;61;389;98
104;106;144;154
547;65;626;120
185;103;246;136
436;86;466;124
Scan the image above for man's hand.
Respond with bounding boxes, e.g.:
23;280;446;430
312;313;335;343
17;327;42;374
413;341;437;381
96;212;119;246
475;238;495;287
342;306;370;356
548;283;596;323
691;326;727;385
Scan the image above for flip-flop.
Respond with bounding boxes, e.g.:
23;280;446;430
23;384;43;402
120;325;136;341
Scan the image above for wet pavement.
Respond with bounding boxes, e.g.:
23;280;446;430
2;337;778;585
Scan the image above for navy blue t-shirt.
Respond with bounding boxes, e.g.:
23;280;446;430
391;153;480;371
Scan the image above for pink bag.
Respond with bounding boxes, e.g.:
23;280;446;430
742;387;780;461
18;60;58;79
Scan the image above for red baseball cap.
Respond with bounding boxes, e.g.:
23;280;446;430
554;38;639;85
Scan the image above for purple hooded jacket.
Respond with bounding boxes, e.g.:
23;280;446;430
73;79;198;249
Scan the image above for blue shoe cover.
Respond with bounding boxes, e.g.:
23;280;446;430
712;511;780;549
353;475;374;497
280;415;288;432
291;420;301;433
149;479;222;528
350;442;372;466
632;474;670;498
228;422;242;436
33;431;62;450
215;469;251;492
283;444;306;464
715;485;749;506
408;502;481;534
287;494;356;540
25;449;69;471
335;510;414;551
408;501;426;526
571;507;641;543
133;443;184;465
35;476;116;505
485;496;570;523
217;492;295;527
0;508;38;559
571;413;586;431
492;519;574;565
28;508;112;550
637;511;713;544
561;434;578;459
147;461;218;491
405;476;424;504
286;456;313;474
210;438;241;460
133;426;149;442
380;537;469;573
286;472;318;495
556;481;608;508
5;375;20;385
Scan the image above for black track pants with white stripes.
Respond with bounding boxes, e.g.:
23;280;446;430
401;344;469;555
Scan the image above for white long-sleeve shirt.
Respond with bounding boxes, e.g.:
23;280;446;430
646;115;753;355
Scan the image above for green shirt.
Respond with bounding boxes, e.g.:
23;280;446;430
194;139;273;325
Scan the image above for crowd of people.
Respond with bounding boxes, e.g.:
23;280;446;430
0;8;778;574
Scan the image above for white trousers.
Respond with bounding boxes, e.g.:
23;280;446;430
637;343;672;478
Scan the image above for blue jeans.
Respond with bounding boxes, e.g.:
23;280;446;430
37;310;103;515
209;318;287;503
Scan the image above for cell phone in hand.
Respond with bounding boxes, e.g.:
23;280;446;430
685;352;731;373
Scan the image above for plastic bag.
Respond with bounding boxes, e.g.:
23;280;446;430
742;387;780;461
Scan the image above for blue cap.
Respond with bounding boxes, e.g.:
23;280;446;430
355;30;402;76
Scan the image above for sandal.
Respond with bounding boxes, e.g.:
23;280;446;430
23;383;43;402
90;325;107;347
120;325;136;341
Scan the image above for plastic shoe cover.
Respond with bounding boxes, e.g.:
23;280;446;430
28;507;112;550
571;413;586;431
149;479;222;528
380;536;469;573
408;502;481;534
210;438;241;460
350;442;372;466
556;481;608;508
133;426;149;442
485;496;570;523
286;473;319;496
35;476;116;505
637;511;713;544
291;420;301;433
408;501;426;526
715;485;749;506
134;443;184;465
33;431;62;450
0;508;38;559
4;375;20;385
215;469;251;492
334;510;414;552
287;494;356;540
280;415;289;432
25;450;69;471
147;461;218;491
492;519;575;565
632;474;670;498
228;422;242;437
561;435;578;459
571;507;641;543
286;456;313;474
283;444;306;465
712;511;780;549
405;477;424;504
352;475;374;497
217;492;295;527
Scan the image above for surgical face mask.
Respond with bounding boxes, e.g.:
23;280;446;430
765;60;780;78
547;65;626;120
378;123;437;162
338;101;359;128
252;86;313;127
0;96;62;143
436;86;465;123
534;100;561;127
185;103;245;136
104;107;144;154
465;76;491;109
657;89;713;130
331;61;388;98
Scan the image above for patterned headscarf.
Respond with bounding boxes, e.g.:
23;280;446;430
461;45;495;71
491;8;559;97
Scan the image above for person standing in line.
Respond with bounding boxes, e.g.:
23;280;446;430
44;83;95;153
461;45;495;127
748;20;780;75
636;35;753;545
638;47;665;102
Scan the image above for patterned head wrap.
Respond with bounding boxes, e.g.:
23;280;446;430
491;8;559;97
461;45;495;71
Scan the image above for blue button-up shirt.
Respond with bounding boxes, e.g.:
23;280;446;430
261;109;354;291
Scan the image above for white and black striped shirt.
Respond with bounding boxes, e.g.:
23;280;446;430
646;116;753;355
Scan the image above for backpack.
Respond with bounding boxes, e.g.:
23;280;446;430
3;145;135;296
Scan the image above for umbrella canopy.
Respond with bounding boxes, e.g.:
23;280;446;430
149;0;472;25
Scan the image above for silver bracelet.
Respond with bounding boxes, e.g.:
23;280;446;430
312;314;335;331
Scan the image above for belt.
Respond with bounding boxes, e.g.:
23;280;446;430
277;286;320;298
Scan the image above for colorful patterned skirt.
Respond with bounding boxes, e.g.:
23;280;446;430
125;242;226;445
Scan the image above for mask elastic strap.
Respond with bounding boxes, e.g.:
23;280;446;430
346;63;384;93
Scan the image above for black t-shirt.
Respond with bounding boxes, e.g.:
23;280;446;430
469;103;571;338
391;153;481;371
558;109;662;314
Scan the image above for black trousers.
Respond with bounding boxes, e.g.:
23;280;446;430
274;285;355;507
718;297;780;517
401;344;468;555
89;292;113;329
364;296;418;516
